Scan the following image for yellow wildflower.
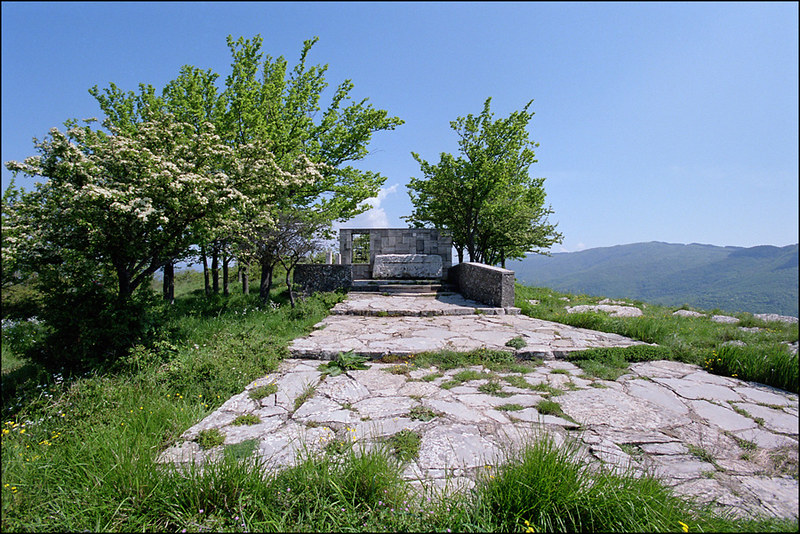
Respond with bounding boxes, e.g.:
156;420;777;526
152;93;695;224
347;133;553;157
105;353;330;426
679;521;689;532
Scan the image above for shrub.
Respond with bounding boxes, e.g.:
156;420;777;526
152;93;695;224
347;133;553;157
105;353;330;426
0;280;44;319
31;285;166;371
505;336;527;349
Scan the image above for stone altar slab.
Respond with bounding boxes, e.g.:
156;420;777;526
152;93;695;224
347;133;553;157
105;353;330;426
373;254;443;279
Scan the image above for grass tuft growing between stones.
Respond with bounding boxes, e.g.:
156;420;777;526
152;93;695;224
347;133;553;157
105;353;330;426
563;345;671;381
386;429;422;462
505;336;527;349
231;414;261;426
535;399;574;422
196;428;225;450
496;403;525;412
407;405;437;421
248;383;278;400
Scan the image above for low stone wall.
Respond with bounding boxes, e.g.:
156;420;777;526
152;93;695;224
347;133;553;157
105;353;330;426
449;262;515;308
293;264;353;293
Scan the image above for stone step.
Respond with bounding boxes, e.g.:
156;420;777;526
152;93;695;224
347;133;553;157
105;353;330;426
351;279;455;294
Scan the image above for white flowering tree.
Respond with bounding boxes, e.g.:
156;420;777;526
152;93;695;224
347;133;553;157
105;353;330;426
4;116;240;304
4;113;325;364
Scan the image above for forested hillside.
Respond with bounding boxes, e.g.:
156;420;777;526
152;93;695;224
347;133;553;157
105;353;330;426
507;242;798;316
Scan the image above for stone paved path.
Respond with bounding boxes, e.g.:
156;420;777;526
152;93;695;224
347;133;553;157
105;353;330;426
158;292;799;521
290;293;646;360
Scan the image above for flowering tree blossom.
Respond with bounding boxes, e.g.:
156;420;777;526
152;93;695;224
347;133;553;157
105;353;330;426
3;115;318;305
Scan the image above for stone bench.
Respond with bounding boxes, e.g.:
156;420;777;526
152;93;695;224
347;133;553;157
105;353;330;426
372;254;443;279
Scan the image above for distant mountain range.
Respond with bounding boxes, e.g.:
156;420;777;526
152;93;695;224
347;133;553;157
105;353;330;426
506;242;799;317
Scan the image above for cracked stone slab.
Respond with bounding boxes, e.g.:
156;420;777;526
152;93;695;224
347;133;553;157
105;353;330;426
651;377;743;402
290;313;647;360
731;402;799;434
733;385;794;407
416;424;503;470
737;475;800;518
558;388;687;431
624;379;690;415
689;400;758;432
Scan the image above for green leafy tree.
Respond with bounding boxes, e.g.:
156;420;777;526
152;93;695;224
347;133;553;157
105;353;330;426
87;34;403;303
218;35;403;299
405;97;562;266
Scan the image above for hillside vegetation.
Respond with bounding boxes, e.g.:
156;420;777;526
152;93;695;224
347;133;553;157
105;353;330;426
508;242;799;317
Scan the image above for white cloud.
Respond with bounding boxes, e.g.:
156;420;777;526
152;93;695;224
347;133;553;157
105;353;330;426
339;184;399;229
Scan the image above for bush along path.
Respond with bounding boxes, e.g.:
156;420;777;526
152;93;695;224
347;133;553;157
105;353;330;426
160;290;799;522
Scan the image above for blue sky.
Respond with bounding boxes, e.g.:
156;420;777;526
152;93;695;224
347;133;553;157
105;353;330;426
2;1;798;253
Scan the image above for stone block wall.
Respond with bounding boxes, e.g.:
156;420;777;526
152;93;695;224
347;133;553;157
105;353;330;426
351;264;370;280
339;228;452;279
293;264;353;293
449;262;516;308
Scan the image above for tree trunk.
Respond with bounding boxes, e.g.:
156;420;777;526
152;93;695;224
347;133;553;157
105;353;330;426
162;260;175;304
200;245;211;296
115;263;133;304
259;257;274;303
241;263;250;295
222;253;230;296
211;244;220;294
285;264;295;308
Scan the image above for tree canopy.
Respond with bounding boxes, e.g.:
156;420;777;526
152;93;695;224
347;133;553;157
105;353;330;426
405;97;563;266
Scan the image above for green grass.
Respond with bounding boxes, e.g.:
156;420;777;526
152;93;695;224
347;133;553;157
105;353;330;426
249;383;278;400
197;428;226;449
476;433;753;533
478;380;512;397
1;275;798;532
495;403;525;412
505;335;527;349
231;414;261;426
516;284;798;392
293;383;316;412
385;429;422;462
